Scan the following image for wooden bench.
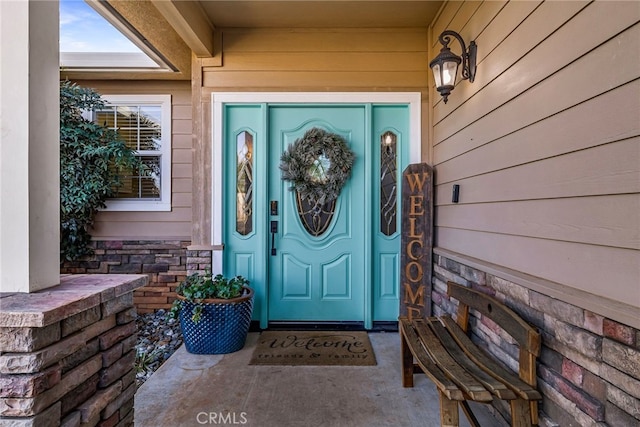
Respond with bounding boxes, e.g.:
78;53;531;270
400;281;542;427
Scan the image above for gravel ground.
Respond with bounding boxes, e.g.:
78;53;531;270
135;309;183;386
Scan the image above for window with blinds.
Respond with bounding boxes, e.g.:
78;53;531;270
92;95;172;211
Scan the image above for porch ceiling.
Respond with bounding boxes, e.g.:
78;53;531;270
200;1;443;29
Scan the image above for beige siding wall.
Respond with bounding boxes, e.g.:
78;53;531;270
430;1;640;314
203;28;429;91
75;80;192;240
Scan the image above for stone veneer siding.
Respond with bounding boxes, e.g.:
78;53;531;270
185;249;213;277
0;274;146;427
60;240;195;314
433;253;640;427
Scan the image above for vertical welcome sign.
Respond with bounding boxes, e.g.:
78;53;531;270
400;163;433;320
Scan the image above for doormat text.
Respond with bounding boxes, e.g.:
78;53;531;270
249;331;376;366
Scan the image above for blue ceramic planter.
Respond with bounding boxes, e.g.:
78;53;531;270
178;286;254;354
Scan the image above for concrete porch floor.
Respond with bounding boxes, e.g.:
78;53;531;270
135;332;508;427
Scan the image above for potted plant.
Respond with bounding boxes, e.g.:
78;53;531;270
169;271;254;354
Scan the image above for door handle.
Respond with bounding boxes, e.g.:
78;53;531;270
270;221;278;256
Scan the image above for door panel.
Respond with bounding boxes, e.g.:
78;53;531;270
268;106;366;321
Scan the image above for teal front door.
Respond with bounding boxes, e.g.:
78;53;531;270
268;106;366;322
223;102;409;328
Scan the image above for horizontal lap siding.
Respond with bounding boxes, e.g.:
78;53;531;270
76;80;193;240
203;28;429;92
435;138;640;202
437;195;640;250
431;1;640;307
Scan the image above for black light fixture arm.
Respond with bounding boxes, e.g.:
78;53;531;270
438;30;477;83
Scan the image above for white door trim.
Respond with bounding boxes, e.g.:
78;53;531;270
211;92;422;272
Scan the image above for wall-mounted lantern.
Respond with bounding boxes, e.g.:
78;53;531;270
429;30;477;103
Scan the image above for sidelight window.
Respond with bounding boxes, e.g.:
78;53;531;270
236;131;254;235
380;131;398;236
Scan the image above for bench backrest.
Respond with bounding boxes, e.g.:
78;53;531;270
447;281;540;356
447;281;541;389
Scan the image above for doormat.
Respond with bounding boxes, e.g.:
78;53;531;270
249;331;376;366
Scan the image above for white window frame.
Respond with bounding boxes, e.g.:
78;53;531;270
98;94;172;212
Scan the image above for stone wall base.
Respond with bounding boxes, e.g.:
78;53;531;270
433;253;640;427
0;274;147;427
185;249;212;276
60;240;190;313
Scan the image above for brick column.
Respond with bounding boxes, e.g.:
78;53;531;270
0;275;146;426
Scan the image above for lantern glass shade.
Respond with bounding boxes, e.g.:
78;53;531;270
430;50;461;91
441;60;459;87
432;63;442;88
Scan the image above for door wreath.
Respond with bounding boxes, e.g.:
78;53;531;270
279;127;356;205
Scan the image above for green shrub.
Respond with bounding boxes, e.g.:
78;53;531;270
59;81;140;261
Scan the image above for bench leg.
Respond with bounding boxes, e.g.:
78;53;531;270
400;331;414;388
530;400;539;425
459;401;481;427
510;399;532;427
439;391;459;427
